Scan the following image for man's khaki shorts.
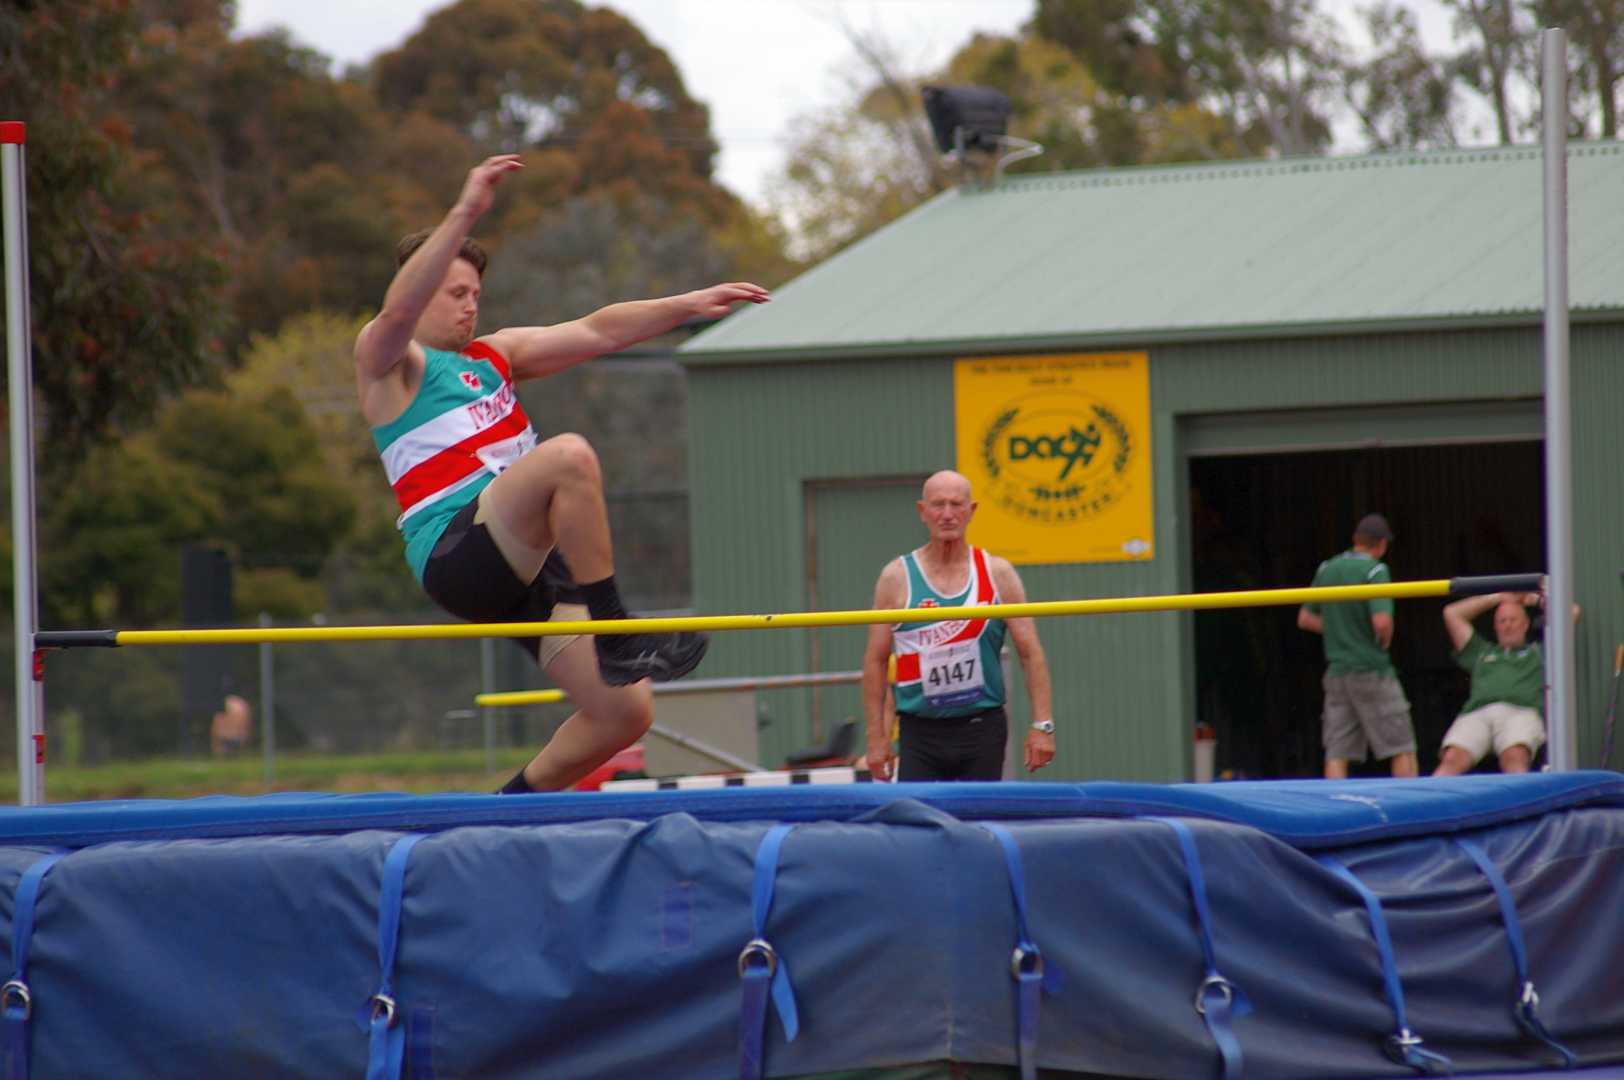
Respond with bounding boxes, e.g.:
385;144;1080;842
1321;671;1416;762
1440;702;1545;765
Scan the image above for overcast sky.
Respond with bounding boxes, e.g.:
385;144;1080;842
232;0;1036;206
232;1;1467;208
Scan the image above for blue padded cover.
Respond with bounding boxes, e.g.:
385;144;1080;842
0;774;1618;1078
0;771;1618;847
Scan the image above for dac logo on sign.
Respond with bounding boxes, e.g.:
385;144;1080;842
978;390;1136;525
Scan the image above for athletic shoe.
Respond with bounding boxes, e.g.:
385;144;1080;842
595;630;709;686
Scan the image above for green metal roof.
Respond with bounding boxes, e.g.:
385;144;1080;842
683;142;1624;363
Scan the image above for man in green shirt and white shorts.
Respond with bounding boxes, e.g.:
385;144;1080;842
1297;514;1419;779
1434;590;1574;775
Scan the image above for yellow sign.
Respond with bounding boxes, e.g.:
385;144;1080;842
955;352;1153;565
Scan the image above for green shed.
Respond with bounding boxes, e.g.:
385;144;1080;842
679;142;1624;782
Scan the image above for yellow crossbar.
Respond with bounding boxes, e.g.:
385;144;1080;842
477;689;568;707
66;579;1454;647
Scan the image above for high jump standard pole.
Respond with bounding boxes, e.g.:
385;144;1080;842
2;120;45;805
1541;29;1577;771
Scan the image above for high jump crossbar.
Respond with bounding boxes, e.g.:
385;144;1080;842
35;574;1542;649
477;671;865;773
475;669;862;709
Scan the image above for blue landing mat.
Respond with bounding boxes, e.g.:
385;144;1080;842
0;773;1618;1079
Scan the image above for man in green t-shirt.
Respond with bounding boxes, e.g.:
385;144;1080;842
1434;590;1575;775
1296;514;1419;779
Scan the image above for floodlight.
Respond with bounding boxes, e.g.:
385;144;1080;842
920;84;1044;187
921;85;1011;154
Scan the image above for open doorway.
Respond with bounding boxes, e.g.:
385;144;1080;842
1190;441;1544;778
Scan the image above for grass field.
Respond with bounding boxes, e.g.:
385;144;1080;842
0;748;542;803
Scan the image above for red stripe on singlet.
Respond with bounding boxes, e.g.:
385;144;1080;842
892;548;999;683
392;408;532;512
464;339;512;382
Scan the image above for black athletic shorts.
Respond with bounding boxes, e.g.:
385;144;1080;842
896;706;1008;782
420;496;583;657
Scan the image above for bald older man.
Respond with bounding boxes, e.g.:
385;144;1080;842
1434;590;1575;775
861;471;1056;782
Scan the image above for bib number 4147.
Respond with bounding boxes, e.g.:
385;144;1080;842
922;640;985;708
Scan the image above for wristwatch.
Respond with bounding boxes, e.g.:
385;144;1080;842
1031;719;1056;734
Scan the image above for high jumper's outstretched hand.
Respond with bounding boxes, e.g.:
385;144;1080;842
455;154;525;219
687;282;771;319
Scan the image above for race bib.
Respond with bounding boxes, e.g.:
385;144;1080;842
921;639;985;708
475;429;537;476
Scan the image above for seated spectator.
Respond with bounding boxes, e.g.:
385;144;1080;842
1434;591;1576;775
211;694;252;757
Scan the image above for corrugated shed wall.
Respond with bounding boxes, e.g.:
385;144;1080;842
686;360;954;771
1151;326;1542;412
1570;324;1624;767
689;323;1619;779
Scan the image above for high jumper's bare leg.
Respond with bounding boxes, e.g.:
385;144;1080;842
480;432;706;688
509;635;654;792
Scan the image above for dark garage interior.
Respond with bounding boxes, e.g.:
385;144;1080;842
1190;440;1545;778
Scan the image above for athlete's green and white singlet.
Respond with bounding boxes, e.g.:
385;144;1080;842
369;341;537;581
891;547;1007;717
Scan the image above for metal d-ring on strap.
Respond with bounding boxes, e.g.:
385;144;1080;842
737;823;799;1080
4;850;66;1080
365;834;424;1080
977;823;1045;1080
1317;855;1453;1076
1146;817;1251;1080
1453;837;1577;1068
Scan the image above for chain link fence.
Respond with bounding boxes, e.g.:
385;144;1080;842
19;625;574;770
3;487;689;774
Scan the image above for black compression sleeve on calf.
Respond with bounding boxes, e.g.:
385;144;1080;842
580;575;629;622
497;769;535;795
